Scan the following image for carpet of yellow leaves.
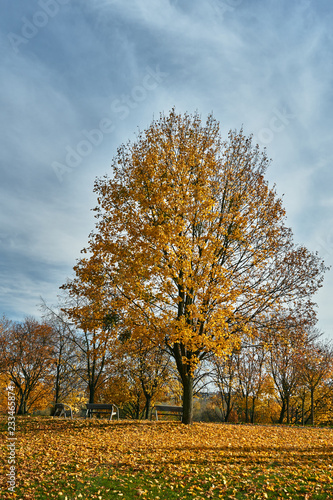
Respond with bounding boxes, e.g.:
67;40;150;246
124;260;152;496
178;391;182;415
1;417;333;499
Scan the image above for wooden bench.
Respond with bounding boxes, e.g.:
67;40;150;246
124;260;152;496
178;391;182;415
85;403;119;421
153;404;183;421
53;403;73;419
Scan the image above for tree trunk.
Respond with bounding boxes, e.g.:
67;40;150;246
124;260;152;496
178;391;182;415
310;388;314;426
141;377;156;420
278;399;285;424
244;394;249;423
144;394;152;420
17;395;27;415
224;391;233;422
301;396;305;425
55;364;61;404
135;394;141;420
16;385;29;415
172;342;194;425
182;375;194;425
89;382;95;404
251;396;256;424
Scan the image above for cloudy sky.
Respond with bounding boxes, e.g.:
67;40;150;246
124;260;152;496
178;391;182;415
1;0;332;339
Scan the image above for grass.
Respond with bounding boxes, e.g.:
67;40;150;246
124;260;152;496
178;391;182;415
1;417;333;499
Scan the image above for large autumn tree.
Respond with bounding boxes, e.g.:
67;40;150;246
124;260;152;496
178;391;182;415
63;110;327;424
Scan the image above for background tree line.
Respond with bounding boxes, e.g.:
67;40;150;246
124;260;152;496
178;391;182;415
1;310;332;426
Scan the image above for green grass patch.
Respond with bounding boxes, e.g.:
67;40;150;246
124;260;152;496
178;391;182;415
12;463;333;500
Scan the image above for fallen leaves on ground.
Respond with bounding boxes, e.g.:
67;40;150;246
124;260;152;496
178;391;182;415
1;417;333;499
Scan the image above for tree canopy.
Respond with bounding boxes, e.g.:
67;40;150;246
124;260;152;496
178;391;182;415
62;110;328;424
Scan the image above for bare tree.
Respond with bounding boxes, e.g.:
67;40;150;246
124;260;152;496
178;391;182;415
211;352;239;422
40;301;85;407
299;338;333;425
236;341;266;423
